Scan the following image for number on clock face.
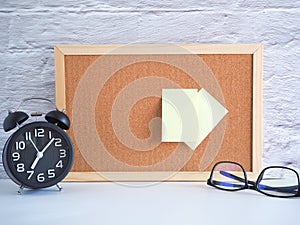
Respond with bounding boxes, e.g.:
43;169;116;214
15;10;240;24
5;122;73;188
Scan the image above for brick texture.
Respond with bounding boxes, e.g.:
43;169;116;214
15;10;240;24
0;1;299;178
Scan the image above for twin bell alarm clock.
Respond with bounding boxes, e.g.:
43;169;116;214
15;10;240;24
2;97;74;193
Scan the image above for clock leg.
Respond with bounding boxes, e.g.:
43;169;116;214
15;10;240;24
56;183;63;191
17;185;24;195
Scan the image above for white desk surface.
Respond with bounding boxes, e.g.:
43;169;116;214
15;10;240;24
0;179;299;225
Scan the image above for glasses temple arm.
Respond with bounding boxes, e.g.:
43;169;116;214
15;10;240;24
257;183;298;193
211;180;245;188
220;171;298;193
220;171;256;186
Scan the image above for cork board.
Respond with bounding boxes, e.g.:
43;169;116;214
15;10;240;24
54;44;263;182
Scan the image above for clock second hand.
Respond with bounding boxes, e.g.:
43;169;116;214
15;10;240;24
30;138;55;170
28;136;40;153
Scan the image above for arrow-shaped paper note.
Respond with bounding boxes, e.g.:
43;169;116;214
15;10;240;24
162;89;228;150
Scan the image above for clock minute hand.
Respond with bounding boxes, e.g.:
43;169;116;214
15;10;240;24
41;138;55;154
30;138;55;170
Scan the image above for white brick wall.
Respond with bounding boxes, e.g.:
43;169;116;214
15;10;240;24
0;0;299;178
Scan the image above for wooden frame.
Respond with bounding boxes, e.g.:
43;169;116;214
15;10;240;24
55;44;263;182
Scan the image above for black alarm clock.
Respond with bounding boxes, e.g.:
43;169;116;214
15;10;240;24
2;97;74;193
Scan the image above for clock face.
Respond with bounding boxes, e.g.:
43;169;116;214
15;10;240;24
3;122;74;189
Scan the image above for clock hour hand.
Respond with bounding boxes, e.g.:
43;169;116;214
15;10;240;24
30;138;55;170
30;156;41;170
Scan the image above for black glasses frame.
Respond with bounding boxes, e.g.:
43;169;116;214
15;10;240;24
207;161;300;198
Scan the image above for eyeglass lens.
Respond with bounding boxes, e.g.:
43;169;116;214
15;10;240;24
211;162;246;190
257;168;299;197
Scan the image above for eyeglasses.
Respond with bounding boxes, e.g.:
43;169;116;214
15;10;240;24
207;161;300;198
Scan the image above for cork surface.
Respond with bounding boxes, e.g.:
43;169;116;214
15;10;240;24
63;54;253;172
